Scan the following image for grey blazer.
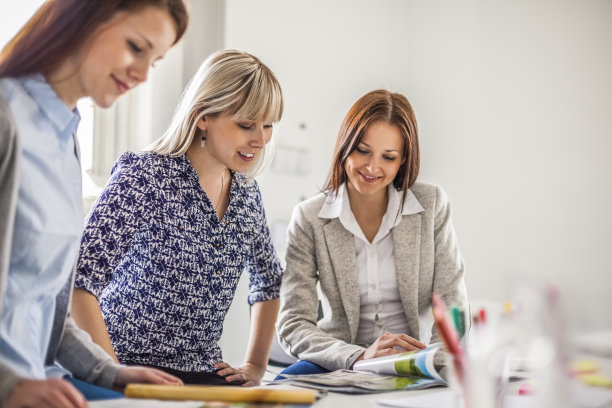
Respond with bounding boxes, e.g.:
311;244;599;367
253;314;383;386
277;182;468;371
0;88;119;405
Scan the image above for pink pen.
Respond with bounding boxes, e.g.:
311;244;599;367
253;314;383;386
479;308;487;324
518;382;535;395
432;294;466;383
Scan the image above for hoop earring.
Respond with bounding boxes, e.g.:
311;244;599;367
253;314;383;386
201;129;207;148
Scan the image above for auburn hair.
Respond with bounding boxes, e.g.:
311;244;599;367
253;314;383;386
324;89;420;206
0;0;188;78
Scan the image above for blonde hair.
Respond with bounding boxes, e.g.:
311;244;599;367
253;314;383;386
146;49;284;178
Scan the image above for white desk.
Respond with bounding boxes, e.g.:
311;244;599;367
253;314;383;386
89;382;612;408
88;387;448;408
89;356;612;408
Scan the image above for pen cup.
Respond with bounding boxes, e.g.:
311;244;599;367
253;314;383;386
461;354;505;408
444;354;468;408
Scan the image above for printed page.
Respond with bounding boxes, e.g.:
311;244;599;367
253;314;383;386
353;343;447;383
278;369;444;393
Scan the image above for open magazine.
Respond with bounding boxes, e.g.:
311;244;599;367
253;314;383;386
275;343;449;394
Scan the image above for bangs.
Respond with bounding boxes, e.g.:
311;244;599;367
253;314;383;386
229;69;283;124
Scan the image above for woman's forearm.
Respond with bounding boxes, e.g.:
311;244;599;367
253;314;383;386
71;288;119;363
244;298;280;369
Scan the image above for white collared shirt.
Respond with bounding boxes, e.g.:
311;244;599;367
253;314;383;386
318;183;424;346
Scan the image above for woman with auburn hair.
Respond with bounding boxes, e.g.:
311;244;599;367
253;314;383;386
276;89;468;376
0;1;188;406
72;49;284;387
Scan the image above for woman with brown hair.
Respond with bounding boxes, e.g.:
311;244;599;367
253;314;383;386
276;89;469;376
0;1;188;406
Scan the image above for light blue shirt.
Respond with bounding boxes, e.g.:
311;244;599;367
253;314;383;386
0;74;82;378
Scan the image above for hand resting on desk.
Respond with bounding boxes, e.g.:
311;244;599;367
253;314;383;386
214;361;266;387
113;366;183;390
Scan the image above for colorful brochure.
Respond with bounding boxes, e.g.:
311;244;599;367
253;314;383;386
276;343;449;394
353;343;447;382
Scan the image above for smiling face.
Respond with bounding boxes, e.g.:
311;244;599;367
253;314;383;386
344;121;405;200
197;113;274;173
62;6;176;108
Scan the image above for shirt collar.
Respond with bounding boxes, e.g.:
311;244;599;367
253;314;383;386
318;182;425;221
19;74;80;136
178;153;246;195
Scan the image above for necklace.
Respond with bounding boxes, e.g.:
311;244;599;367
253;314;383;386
214;170;225;211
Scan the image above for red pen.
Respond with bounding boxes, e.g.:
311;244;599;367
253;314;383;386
479;308;487;324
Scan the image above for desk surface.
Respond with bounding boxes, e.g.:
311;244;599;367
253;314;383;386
87;382;528;408
88;387;448;408
89;356;612;408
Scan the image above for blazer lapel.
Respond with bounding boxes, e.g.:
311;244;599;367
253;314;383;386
392;213;422;339
323;219;360;342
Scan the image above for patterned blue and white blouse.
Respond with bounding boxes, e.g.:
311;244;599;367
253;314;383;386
75;151;282;372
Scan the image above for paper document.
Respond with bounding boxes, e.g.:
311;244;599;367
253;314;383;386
353;343;447;382
278;369;444;394
276;344;449;394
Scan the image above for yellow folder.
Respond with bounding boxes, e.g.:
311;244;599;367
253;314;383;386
124;384;317;404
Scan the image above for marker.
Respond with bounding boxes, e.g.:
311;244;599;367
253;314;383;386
518;382;535;395
432;294;465;383
451;306;464;338
479;308;487;324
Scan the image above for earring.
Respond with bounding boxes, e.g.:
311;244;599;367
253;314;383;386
201;129;207;148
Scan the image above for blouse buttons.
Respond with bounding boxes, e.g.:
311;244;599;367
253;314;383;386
216;270;221;275
178;225;183;230
215;242;220;247
225;219;229;224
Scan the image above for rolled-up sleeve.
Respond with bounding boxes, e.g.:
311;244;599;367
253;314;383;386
75;152;155;299
246;186;282;305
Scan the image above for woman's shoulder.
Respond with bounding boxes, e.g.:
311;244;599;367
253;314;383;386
0;85;16;134
0;78;25;125
409;181;450;209
0;83;20;156
0;77;20;101
293;192;327;220
111;151;174;176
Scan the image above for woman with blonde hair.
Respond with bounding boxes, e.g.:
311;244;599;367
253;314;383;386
72;49;284;386
0;0;188;406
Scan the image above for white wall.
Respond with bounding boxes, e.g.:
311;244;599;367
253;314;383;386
0;2;43;50
222;0;612;354
6;0;610;367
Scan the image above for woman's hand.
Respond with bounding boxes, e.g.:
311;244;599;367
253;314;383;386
4;378;87;408
214;361;266;387
113;366;183;390
353;332;426;366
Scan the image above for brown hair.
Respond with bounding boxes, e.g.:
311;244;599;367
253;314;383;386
0;0;188;78
324;89;420;206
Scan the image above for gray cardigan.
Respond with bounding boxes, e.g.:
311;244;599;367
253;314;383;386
277;182;469;371
0;92;120;404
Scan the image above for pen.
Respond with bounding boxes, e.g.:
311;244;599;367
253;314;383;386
432;294;466;383
451;306;465;338
479;308;486;324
